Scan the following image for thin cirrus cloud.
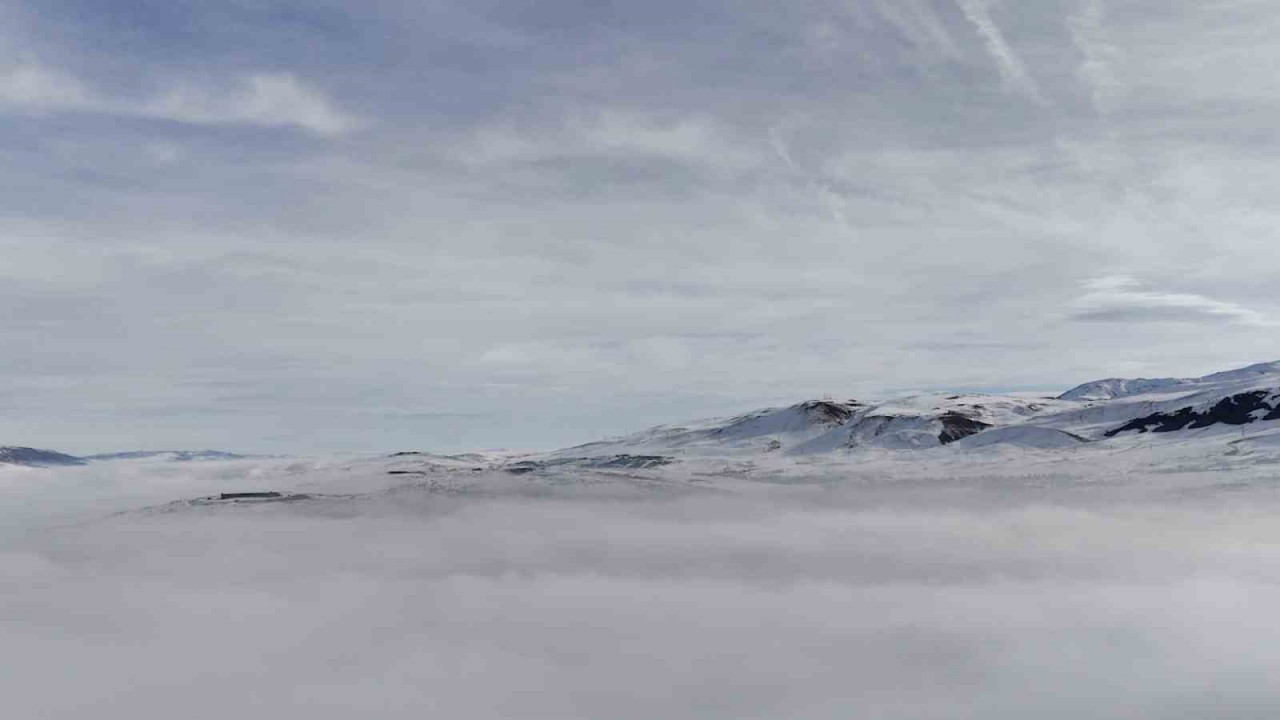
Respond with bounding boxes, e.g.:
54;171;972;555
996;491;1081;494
1066;0;1122;114
143;73;359;137
0;62;356;136
456;110;763;176
956;0;1049;106
1070;276;1271;326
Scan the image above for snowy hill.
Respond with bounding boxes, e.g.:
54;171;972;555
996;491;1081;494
550;400;865;458
537;360;1280;462
538;392;1069;460
1;448;254;468
8;361;1280;475
48;358;1279;514
789;393;1067;454
1058;361;1280;401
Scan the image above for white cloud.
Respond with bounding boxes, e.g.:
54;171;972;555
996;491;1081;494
1071;275;1271;326
143;73;359;136
10;1;1280;451
0;62;91;111
0;63;356;136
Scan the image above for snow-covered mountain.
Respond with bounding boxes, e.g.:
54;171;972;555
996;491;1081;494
1057;361;1280;401
549;400;864;459
533;360;1280;463
8;361;1280;475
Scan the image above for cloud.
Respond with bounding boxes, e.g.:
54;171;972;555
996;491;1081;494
1067;0;1122;114
0;62;91;111
459;110;759;175
143;73;359;136
866;0;964;61
8;0;1280;452
0;62;356;135
7;460;1280;718
956;0;1050;105
1070;276;1271;326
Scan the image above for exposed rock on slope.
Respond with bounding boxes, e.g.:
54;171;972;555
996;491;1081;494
1105;390;1280;436
938;413;992;445
791;394;1063;453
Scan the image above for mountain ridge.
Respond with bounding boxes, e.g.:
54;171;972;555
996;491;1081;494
545;359;1280;461
8;360;1280;467
0;448;251;467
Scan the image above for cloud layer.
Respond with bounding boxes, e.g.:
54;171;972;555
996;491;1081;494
5;460;1280;719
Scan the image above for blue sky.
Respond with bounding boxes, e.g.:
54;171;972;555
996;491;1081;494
5;0;1280;453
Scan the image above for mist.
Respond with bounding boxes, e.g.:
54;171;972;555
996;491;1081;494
5;461;1278;719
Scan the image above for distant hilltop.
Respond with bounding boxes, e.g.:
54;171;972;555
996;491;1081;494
0;448;251;468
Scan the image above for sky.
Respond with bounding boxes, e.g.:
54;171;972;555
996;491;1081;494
4;0;1280;454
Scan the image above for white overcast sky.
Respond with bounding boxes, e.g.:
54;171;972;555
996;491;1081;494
4;0;1280;454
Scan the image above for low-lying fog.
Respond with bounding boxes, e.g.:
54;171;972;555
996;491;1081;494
4;460;1279;719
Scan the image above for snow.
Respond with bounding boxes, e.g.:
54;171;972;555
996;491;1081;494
948;425;1086;450
549;400;862;458
1058;360;1280;401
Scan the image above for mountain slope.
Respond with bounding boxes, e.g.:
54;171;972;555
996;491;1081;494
550;400;866;458
1058;361;1280;401
0;447;86;467
541;360;1280;461
791;393;1067;454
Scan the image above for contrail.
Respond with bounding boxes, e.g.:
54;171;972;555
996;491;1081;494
870;0;962;60
1067;0;1120;114
767;127;852;234
956;0;1050;106
768;127;799;172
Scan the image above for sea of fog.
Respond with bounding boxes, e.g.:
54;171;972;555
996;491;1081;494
3;459;1279;719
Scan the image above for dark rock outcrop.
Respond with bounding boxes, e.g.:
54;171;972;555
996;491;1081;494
1104;390;1280;437
798;400;859;425
219;492;283;500
506;454;673;475
937;413;992;445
